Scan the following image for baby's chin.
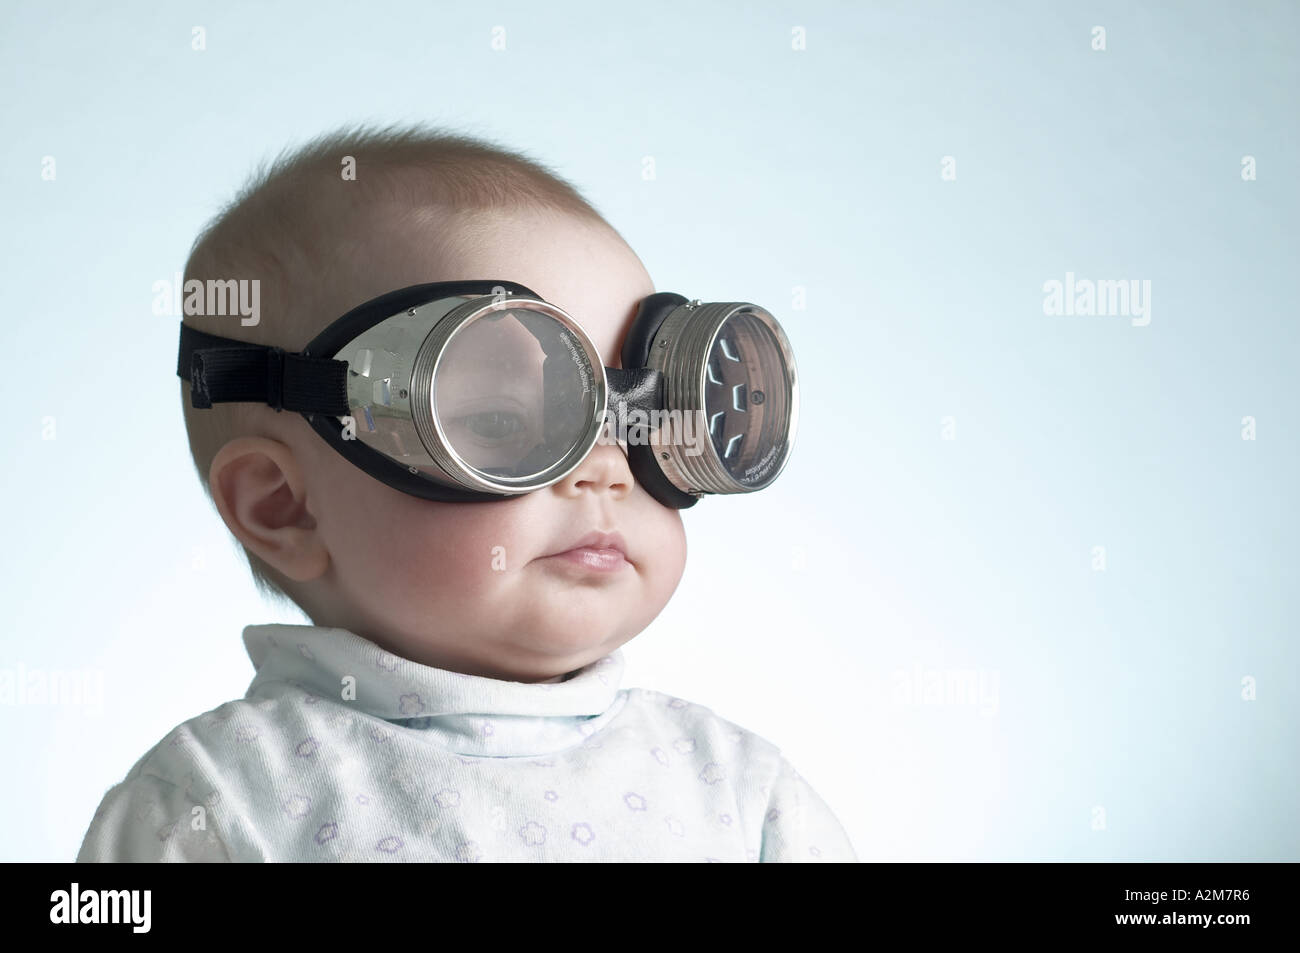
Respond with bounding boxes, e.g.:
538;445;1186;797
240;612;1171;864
368;591;628;670
469;638;616;684
488;603;633;672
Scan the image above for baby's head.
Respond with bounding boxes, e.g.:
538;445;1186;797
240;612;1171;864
180;124;687;683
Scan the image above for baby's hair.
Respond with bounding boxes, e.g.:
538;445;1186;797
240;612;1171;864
179;120;612;607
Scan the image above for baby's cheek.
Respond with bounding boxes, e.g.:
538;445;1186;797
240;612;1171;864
645;506;687;572
379;505;516;607
636;508;687;616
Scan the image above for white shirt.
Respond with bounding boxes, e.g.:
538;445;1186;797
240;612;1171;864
76;623;857;862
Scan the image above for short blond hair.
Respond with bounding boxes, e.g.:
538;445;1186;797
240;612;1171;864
179;121;611;606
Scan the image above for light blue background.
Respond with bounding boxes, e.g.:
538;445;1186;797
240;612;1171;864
2;0;1296;861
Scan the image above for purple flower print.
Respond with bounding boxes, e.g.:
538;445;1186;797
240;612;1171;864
699;763;726;785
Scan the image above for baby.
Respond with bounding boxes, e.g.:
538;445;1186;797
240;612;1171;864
76;123;857;862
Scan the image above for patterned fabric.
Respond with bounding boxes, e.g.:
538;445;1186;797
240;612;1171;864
76;624;857;862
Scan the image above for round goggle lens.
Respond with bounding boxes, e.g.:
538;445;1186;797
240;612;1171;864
434;308;598;481
703;311;793;488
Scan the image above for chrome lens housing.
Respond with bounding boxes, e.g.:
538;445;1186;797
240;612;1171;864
645;301;798;494
336;293;607;495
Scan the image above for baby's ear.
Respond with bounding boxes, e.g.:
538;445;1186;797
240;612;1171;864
208;436;330;583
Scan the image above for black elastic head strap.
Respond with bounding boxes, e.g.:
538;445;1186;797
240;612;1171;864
174;282;702;508
177;323;350;415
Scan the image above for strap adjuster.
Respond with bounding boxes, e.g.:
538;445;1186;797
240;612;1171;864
190;351;212;408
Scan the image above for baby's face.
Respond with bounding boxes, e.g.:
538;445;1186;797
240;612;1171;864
265;206;687;681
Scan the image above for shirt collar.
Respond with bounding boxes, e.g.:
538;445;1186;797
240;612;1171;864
241;623;626;757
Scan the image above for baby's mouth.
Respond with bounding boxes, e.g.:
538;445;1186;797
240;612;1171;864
540;547;629;572
538;529;632;572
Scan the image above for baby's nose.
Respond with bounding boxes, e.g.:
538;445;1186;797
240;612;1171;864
550;442;632;499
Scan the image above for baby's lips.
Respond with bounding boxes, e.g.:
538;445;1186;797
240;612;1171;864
545;529;630;563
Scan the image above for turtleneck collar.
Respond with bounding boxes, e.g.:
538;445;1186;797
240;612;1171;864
241;624;627;758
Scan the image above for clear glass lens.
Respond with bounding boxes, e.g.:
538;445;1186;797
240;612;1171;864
703;312;791;487
434;307;597;480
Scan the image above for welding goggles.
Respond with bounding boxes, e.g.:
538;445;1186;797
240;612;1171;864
177;280;798;509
